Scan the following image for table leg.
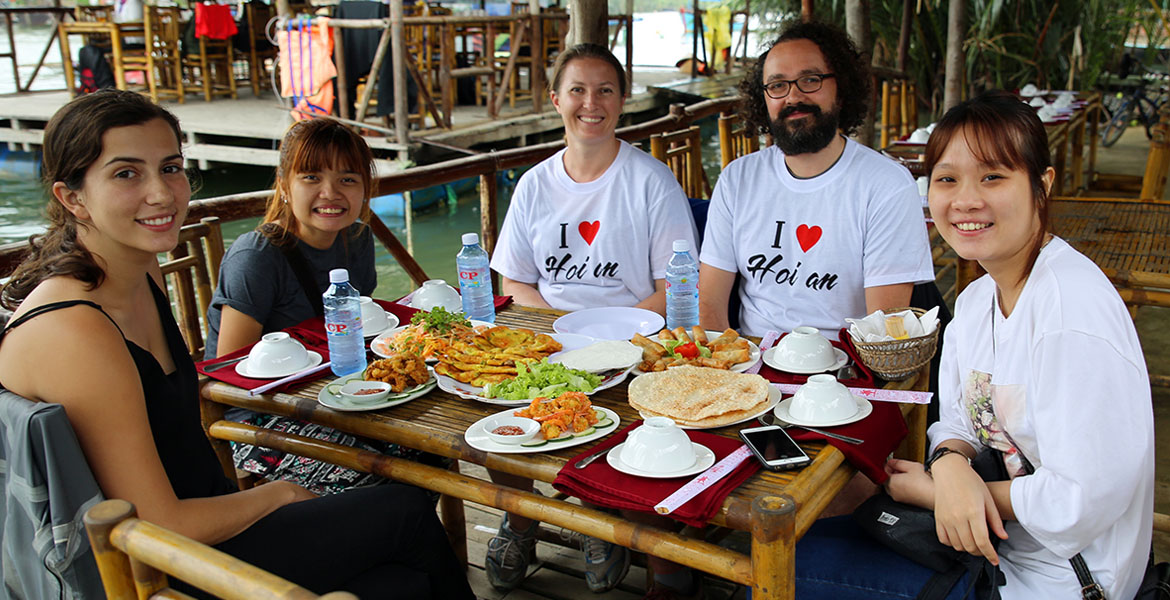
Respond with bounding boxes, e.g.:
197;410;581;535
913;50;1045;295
1072;116;1086;192
751;494;796;600
440;461;469;568
58;25;75;97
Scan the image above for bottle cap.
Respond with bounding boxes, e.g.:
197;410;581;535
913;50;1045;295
329;268;349;283
462;232;479;245
672;239;690;252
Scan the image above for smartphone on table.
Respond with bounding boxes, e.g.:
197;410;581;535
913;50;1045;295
739;425;812;471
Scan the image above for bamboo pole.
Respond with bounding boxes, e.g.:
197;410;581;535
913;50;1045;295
390;0;408;143
751;495;795;600
354;27;391;125
493;20;526;116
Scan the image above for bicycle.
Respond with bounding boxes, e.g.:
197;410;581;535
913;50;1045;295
1100;71;1169;147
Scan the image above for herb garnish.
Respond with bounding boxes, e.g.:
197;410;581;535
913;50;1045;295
410;306;471;334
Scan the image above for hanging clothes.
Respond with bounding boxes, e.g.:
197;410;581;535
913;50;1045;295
278;17;336;119
333;1;416;118
195;2;239;40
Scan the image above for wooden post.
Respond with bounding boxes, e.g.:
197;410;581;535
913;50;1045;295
275;0;291;18
569;0;607;46
355;28;391;124
751;495;796;600
880;79;891;148
479;173;500;291
690;0;698;78
440;462;468;566
390;0;409;144
943;0;965;111
84;500;145;599
335;25;350;120
846;0;874;147
800;0;813;21
57;23;74;97
531;12;544;112
441;24;454;128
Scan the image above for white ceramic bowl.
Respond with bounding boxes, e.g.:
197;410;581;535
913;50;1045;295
788;374;859;424
340;380;392;404
246;332;310;377
483;416;541;445
772;327;836;371
410;279;463;312
360;296;391;332
621;417;695;472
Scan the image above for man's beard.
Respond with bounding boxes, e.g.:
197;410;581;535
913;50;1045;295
769;102;840;155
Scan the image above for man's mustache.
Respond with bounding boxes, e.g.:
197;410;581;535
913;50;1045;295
778;103;823;120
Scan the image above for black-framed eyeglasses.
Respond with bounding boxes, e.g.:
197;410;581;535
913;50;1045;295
762;73;835;99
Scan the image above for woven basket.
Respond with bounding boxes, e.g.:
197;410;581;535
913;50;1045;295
851;307;940;381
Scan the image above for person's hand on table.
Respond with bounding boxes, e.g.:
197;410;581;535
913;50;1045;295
930;456;1007;565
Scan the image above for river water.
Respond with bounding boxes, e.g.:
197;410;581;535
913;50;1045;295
2;13;731;299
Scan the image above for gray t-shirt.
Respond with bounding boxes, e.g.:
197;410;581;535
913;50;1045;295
205;225;376;358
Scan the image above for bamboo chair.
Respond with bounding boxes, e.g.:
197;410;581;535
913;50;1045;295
73;5;116;48
243;1;278;97
880;79;917;148
160;217;225;362
84;499;357;600
1042;103;1170;321
184;4;239;102
717;110;760;168
143;6;186;104
650;126;712;199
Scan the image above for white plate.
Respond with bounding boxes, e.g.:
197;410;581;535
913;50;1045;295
369;319;493;360
638;385;782;430
435;363;633;406
631;330;761;375
317;372;436;412
552;307;665;341
773;395;873;428
235;351;323;379
606;441;716;478
362;310;401;339
464;407;621;454
762;346;848;375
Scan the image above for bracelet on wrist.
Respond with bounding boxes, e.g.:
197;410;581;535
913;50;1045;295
925;446;971;475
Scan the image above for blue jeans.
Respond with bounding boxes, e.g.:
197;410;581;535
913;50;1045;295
750;516;974;600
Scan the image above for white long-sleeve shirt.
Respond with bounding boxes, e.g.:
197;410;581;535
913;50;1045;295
927;237;1153;600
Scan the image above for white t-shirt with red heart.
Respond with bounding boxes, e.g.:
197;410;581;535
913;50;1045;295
491;140;698;312
700;139;934;338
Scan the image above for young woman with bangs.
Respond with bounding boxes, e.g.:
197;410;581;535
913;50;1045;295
782;91;1153;600
0;90;473;599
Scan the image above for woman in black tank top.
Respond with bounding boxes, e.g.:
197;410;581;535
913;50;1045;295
0;90;472;599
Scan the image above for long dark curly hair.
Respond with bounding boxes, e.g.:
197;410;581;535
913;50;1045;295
2;90;183;310
738;20;871;137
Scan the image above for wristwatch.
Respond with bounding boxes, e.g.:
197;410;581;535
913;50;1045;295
925;447;971;475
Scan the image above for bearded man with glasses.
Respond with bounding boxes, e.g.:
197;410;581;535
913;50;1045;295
697;20;934;340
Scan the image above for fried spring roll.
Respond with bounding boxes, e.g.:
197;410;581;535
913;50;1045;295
631;333;667;362
672;326;691;343
710;329;739;347
657;329;676;341
691;327;709;344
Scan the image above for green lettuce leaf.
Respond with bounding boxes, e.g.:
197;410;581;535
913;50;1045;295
483;359;603;400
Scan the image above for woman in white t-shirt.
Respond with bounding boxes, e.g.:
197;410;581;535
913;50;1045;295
484;44;696;595
490;44;697;314
841;92;1153;599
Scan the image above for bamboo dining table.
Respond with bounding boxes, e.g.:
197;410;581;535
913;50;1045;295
199;305;928;599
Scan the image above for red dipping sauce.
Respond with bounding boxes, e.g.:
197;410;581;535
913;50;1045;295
492;425;526;436
354;388;384;396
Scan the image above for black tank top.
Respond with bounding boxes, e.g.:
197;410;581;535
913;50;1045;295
0;278;236;499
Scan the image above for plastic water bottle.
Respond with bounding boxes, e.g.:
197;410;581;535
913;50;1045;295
323;268;366;376
665;239;699;329
456;232;496;323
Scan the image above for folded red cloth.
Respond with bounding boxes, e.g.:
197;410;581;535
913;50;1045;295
195;328;331;392
758;328;876;387
194;3;238;40
785;399;907;484
553;421;760;528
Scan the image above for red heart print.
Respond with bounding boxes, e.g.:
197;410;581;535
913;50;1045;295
578;221;601;245
796;224;822;252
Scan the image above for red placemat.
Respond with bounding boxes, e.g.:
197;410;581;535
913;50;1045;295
758;328;876;388
785;399;907;484
195;328;331;393
553;421;760;528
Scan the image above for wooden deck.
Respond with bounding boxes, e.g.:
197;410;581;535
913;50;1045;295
0;67;742;170
454;462;745;600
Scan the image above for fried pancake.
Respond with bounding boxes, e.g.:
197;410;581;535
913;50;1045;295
627;366;770;427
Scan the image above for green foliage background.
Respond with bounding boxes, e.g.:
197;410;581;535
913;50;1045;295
721;0;1167;119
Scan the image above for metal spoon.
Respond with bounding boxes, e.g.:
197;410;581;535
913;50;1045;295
574;446;613;469
203;355;248;372
836;363;860;381
756;414;865;445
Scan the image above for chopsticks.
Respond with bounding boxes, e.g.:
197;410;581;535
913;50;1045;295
248;362;333;396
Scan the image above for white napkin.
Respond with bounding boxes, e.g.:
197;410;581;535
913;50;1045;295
1020;83;1040;97
908;128;931;143
1029;97;1046;107
846;308;939;342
